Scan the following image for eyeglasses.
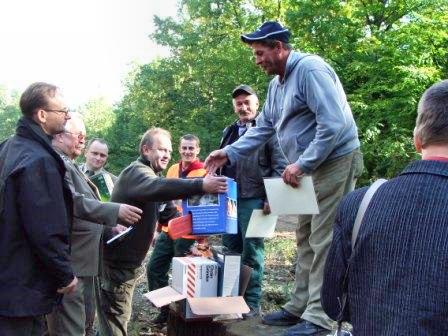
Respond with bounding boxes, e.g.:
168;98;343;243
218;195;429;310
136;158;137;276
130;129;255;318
64;131;86;140
44;108;70;116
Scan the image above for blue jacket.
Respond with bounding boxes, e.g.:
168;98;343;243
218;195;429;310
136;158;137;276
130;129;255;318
226;51;359;173
322;160;448;335
219;119;286;199
0;117;74;317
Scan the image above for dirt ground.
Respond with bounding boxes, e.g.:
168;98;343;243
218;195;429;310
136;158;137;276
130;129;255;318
127;215;298;336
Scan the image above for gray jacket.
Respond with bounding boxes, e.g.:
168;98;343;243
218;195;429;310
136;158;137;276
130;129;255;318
225;51;360;174
57;149;120;276
219;120;286;199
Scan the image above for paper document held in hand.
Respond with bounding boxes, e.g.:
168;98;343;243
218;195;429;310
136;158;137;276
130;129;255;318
264;176;319;215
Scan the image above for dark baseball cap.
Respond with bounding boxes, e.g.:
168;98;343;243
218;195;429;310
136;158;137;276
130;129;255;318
232;85;257;98
241;21;291;43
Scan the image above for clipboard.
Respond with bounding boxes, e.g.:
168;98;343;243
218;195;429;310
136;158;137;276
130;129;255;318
106;226;133;245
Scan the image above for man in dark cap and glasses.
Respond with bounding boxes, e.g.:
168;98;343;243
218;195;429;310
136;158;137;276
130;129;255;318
205;22;363;335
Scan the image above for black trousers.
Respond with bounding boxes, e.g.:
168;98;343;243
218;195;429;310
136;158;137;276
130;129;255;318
0;315;45;336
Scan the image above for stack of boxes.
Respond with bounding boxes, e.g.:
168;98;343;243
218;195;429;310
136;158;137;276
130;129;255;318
145;178;250;319
145;254;249;320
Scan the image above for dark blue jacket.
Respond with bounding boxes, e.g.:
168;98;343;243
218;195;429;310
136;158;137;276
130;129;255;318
0;117;74;317
322;160;448;335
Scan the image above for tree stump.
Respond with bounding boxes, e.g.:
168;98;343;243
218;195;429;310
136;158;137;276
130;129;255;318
167;308;227;336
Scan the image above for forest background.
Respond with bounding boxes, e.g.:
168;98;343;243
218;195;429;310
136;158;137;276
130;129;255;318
1;0;447;185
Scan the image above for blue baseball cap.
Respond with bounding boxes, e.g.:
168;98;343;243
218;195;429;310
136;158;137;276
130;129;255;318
241;21;291;43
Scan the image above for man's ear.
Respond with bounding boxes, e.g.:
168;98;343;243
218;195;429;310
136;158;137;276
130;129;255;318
33;109;47;125
414;128;422;153
141;144;150;156
275;41;283;54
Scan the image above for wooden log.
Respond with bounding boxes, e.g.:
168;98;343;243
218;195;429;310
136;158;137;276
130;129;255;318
167;308;227;336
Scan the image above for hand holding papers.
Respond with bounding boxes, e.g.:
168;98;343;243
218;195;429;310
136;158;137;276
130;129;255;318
264;176;319;215
245;210;278;238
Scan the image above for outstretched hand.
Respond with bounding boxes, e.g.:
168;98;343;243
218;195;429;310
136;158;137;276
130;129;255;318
202;174;228;194
118;204;142;225
204;149;228;174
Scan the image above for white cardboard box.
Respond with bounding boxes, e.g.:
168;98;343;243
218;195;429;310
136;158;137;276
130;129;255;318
172;257;218;298
213;249;241;297
144;257;249;320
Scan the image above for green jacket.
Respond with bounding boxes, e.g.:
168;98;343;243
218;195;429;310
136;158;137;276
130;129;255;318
103;156;203;268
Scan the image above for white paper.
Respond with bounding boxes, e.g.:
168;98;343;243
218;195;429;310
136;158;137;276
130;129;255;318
106;226;133;245
264;176;319;215
245;210;278;238
219;255;240;296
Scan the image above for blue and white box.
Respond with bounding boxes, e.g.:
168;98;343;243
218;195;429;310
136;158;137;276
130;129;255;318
182;178;237;235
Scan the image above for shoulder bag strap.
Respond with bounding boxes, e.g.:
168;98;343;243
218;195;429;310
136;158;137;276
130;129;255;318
351;178;387;250
336;178;387;333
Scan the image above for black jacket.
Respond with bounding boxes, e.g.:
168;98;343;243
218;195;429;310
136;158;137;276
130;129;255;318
0;117;74;317
219;120;287;199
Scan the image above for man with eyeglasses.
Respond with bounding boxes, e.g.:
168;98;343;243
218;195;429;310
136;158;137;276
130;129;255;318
48;113;142;336
0;82;77;335
146;133;206;325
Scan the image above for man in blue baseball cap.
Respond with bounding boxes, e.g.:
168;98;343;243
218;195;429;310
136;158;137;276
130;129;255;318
205;21;363;336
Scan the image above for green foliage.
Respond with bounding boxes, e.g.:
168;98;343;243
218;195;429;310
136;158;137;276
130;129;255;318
80;96;116;139
284;0;447;183
0;87;21;141
104;0;448;183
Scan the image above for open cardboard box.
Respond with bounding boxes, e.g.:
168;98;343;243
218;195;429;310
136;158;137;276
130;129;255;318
144;287;249;320
144;264;252;321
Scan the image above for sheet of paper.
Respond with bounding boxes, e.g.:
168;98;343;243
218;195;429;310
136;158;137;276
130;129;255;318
264;176;319;215
143;287;185;308
106;226;133;245
245;210;278;238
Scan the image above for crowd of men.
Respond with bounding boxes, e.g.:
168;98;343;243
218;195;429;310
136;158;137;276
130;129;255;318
0;20;447;336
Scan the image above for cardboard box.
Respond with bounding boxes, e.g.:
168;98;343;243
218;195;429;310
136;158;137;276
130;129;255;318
212;247;241;297
144;289;249;321
172;257;218;298
144;256;250;321
182;178;237;235
177;296;249;320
